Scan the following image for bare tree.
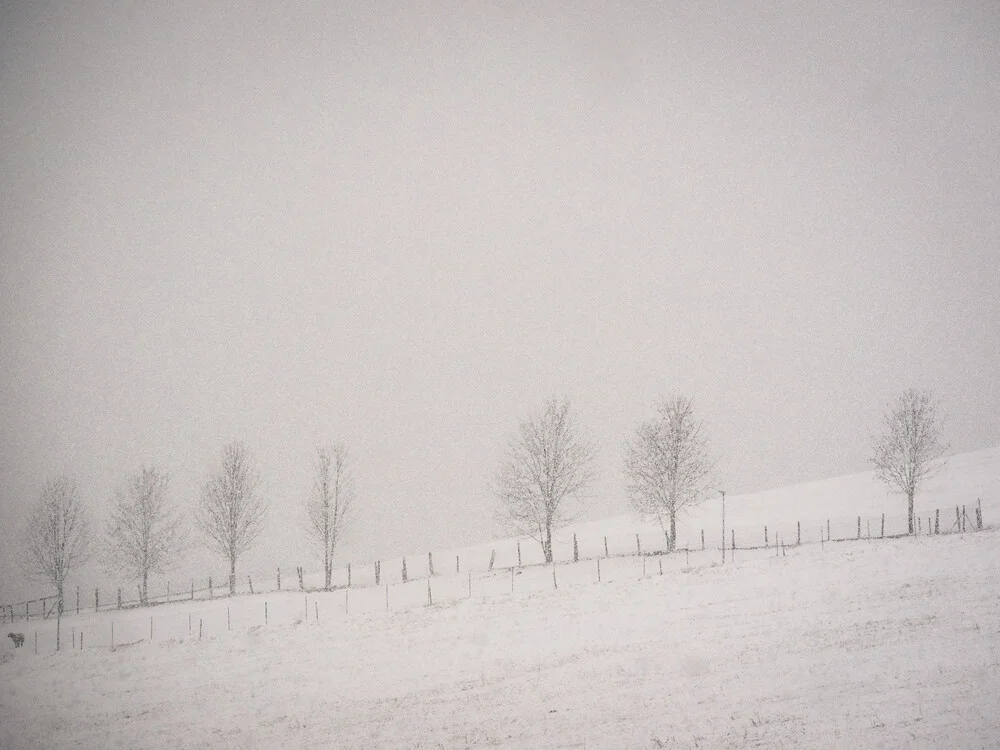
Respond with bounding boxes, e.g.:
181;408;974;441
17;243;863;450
494;397;597;563
305;444;355;591
624;396;715;551
872;388;950;535
104;466;186;606
195;442;267;596
25;476;93;650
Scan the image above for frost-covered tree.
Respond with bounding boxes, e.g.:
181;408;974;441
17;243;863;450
25;476;93;649
624;396;714;551
871;389;950;534
494;397;597;563
195;442;267;595
104;466;186;606
305;444;355;591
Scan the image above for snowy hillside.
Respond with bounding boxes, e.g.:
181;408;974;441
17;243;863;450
2;530;999;747
1;447;997;748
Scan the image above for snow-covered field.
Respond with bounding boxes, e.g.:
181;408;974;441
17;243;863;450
2;527;998;748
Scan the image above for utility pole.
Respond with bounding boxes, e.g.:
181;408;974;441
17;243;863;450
719;489;726;564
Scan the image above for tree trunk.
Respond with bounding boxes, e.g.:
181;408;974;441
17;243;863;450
543;523;553;563
324;528;331;591
669;510;677;552
56;582;64;651
229;556;236;596
142;569;148;606
908;491;915;535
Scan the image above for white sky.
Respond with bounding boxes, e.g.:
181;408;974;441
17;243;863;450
2;0;998;602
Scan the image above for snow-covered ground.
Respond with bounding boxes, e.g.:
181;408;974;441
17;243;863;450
2;527;998;748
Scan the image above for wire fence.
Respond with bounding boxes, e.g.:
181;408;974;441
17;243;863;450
2;499;988;638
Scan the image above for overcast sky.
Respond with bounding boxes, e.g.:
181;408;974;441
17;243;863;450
2;0;998;603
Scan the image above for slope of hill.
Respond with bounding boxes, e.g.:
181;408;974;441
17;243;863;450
1;528;998;748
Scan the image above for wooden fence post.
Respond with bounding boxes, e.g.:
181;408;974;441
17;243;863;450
797;522;801;546
764;526;768;548
227;606;231;631
427;554;433;577
488;550;496;571
935;509;939;534
597;557;601;582
199;619;202;640
857;516;861;539
209;576;213;599
456;555;460;573
375;561;381;585
94;588;99;612
402;557;408;582
962;505;967;533
731;530;735;561
827;519;830;541
76;586;79;615
348;563;352;587
573;533;579;563
604;536;609;557
881;514;885;538
552;564;557;590
191;579;195;600
427;580;432;606
248;575;254;595
701;529;705;550
956;506;961;531
977;498;983;530
636;534;641;556
517;540;521;567
265;602;268;625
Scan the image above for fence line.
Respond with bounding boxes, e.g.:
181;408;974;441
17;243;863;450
7;507;993;655
2;501;988;626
